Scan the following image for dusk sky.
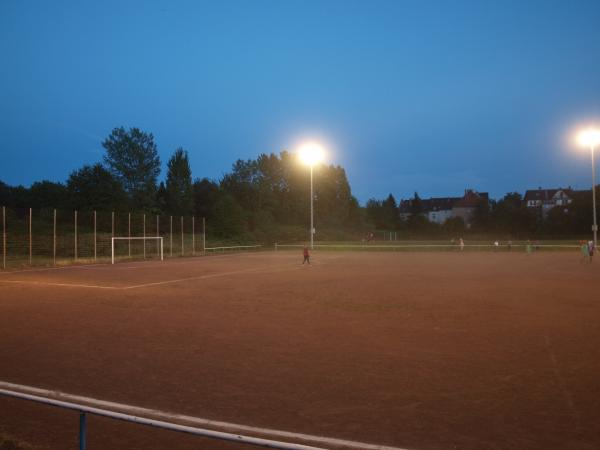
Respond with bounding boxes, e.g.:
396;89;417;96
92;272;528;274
1;0;600;203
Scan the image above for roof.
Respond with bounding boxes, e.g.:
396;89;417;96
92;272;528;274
399;189;488;213
523;188;574;203
454;190;488;208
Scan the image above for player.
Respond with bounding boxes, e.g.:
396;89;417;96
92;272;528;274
459;237;464;251
588;240;595;263
581;240;590;263
302;245;310;265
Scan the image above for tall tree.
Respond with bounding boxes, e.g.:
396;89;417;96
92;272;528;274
67;164;127;211
102;127;161;209
165;148;194;215
29;180;69;210
193;178;221;219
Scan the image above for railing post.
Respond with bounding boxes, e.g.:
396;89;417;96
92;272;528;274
128;212;131;258
53;209;56;266
192;216;195;256
143;213;146;259
74;210;78;262
29;208;32;265
170;216;173;257
79;412;87;450
93;211;97;262
2;206;5;270
181;216;184;256
202;217;206;255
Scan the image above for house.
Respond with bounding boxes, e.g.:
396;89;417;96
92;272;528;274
452;190;489;225
523;187;574;214
399;189;488;226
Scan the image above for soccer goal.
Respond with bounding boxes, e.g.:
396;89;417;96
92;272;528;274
111;237;163;264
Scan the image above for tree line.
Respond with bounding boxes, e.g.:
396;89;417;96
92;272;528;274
0;127;361;240
364;190;599;239
1;126;597;240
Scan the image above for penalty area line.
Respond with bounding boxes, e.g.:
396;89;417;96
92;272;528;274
0;381;409;450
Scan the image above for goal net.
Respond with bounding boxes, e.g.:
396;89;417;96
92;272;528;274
111;237;164;264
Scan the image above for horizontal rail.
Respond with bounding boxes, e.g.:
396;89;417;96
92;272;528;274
275;244;580;249
111;237;163;240
205;245;263;250
0;387;324;450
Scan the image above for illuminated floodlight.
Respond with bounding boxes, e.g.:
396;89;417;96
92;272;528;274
577;128;600;148
298;142;325;166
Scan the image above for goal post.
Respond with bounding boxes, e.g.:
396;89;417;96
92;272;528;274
111;237;163;265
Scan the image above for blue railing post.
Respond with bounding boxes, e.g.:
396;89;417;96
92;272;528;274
79;412;87;450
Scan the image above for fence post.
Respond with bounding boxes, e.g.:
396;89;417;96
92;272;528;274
143;213;146;259
53;209;56;266
74;210;78;261
156;215;159;257
170;216;173;257
128;212;131;258
94;211;97;261
181;216;184;256
202;217;206;255
111;211;114;238
2;206;5;270
29;208;32;265
192;216;195;256
79;412;87;450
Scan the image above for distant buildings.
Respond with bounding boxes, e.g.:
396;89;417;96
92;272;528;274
523;187;574;212
398;186;585;226
399;189;489;226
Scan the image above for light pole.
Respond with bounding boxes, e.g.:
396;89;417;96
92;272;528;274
577;128;600;249
299;142;325;250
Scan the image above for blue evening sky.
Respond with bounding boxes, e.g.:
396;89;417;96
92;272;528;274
1;0;599;203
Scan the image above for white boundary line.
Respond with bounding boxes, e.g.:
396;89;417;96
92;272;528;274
0;381;409;450
0;279;121;290
0;261;311;291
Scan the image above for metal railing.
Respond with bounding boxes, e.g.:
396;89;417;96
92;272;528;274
0;385;324;450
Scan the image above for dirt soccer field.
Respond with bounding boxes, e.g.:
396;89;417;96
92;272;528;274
0;250;599;450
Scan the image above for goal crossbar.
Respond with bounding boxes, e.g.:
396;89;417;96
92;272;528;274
111;237;164;264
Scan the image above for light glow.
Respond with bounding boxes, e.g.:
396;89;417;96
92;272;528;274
577;128;600;148
298;142;325;166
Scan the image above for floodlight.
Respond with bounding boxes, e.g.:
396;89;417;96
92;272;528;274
299;142;325;166
577;128;600;148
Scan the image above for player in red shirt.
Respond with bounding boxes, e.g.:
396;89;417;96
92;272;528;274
302;246;310;265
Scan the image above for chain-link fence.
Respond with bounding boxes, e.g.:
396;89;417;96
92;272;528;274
0;206;206;269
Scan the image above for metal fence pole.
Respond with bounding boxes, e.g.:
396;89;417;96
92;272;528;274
156;215;159;257
29;208;32;265
202;217;206;255
143;213;146;259
111;211;114;238
192;216;195;256
170;216;173;257
74;210;78;261
79;412;87;450
2;206;5;269
94;211;97;261
128;212;131;258
53;209;56;266
181;216;184;256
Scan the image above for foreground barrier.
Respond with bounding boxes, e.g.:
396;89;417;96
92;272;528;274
0;385;324;450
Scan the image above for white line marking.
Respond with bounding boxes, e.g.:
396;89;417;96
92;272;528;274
0;381;409;450
543;335;582;433
0;262;307;290
0;280;120;289
123;263;303;289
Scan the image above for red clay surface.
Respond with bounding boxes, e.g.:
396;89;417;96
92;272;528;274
0;251;599;449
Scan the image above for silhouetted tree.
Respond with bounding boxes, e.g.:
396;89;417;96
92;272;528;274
67;164;127;211
102;127;160;209
165;148;194;215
